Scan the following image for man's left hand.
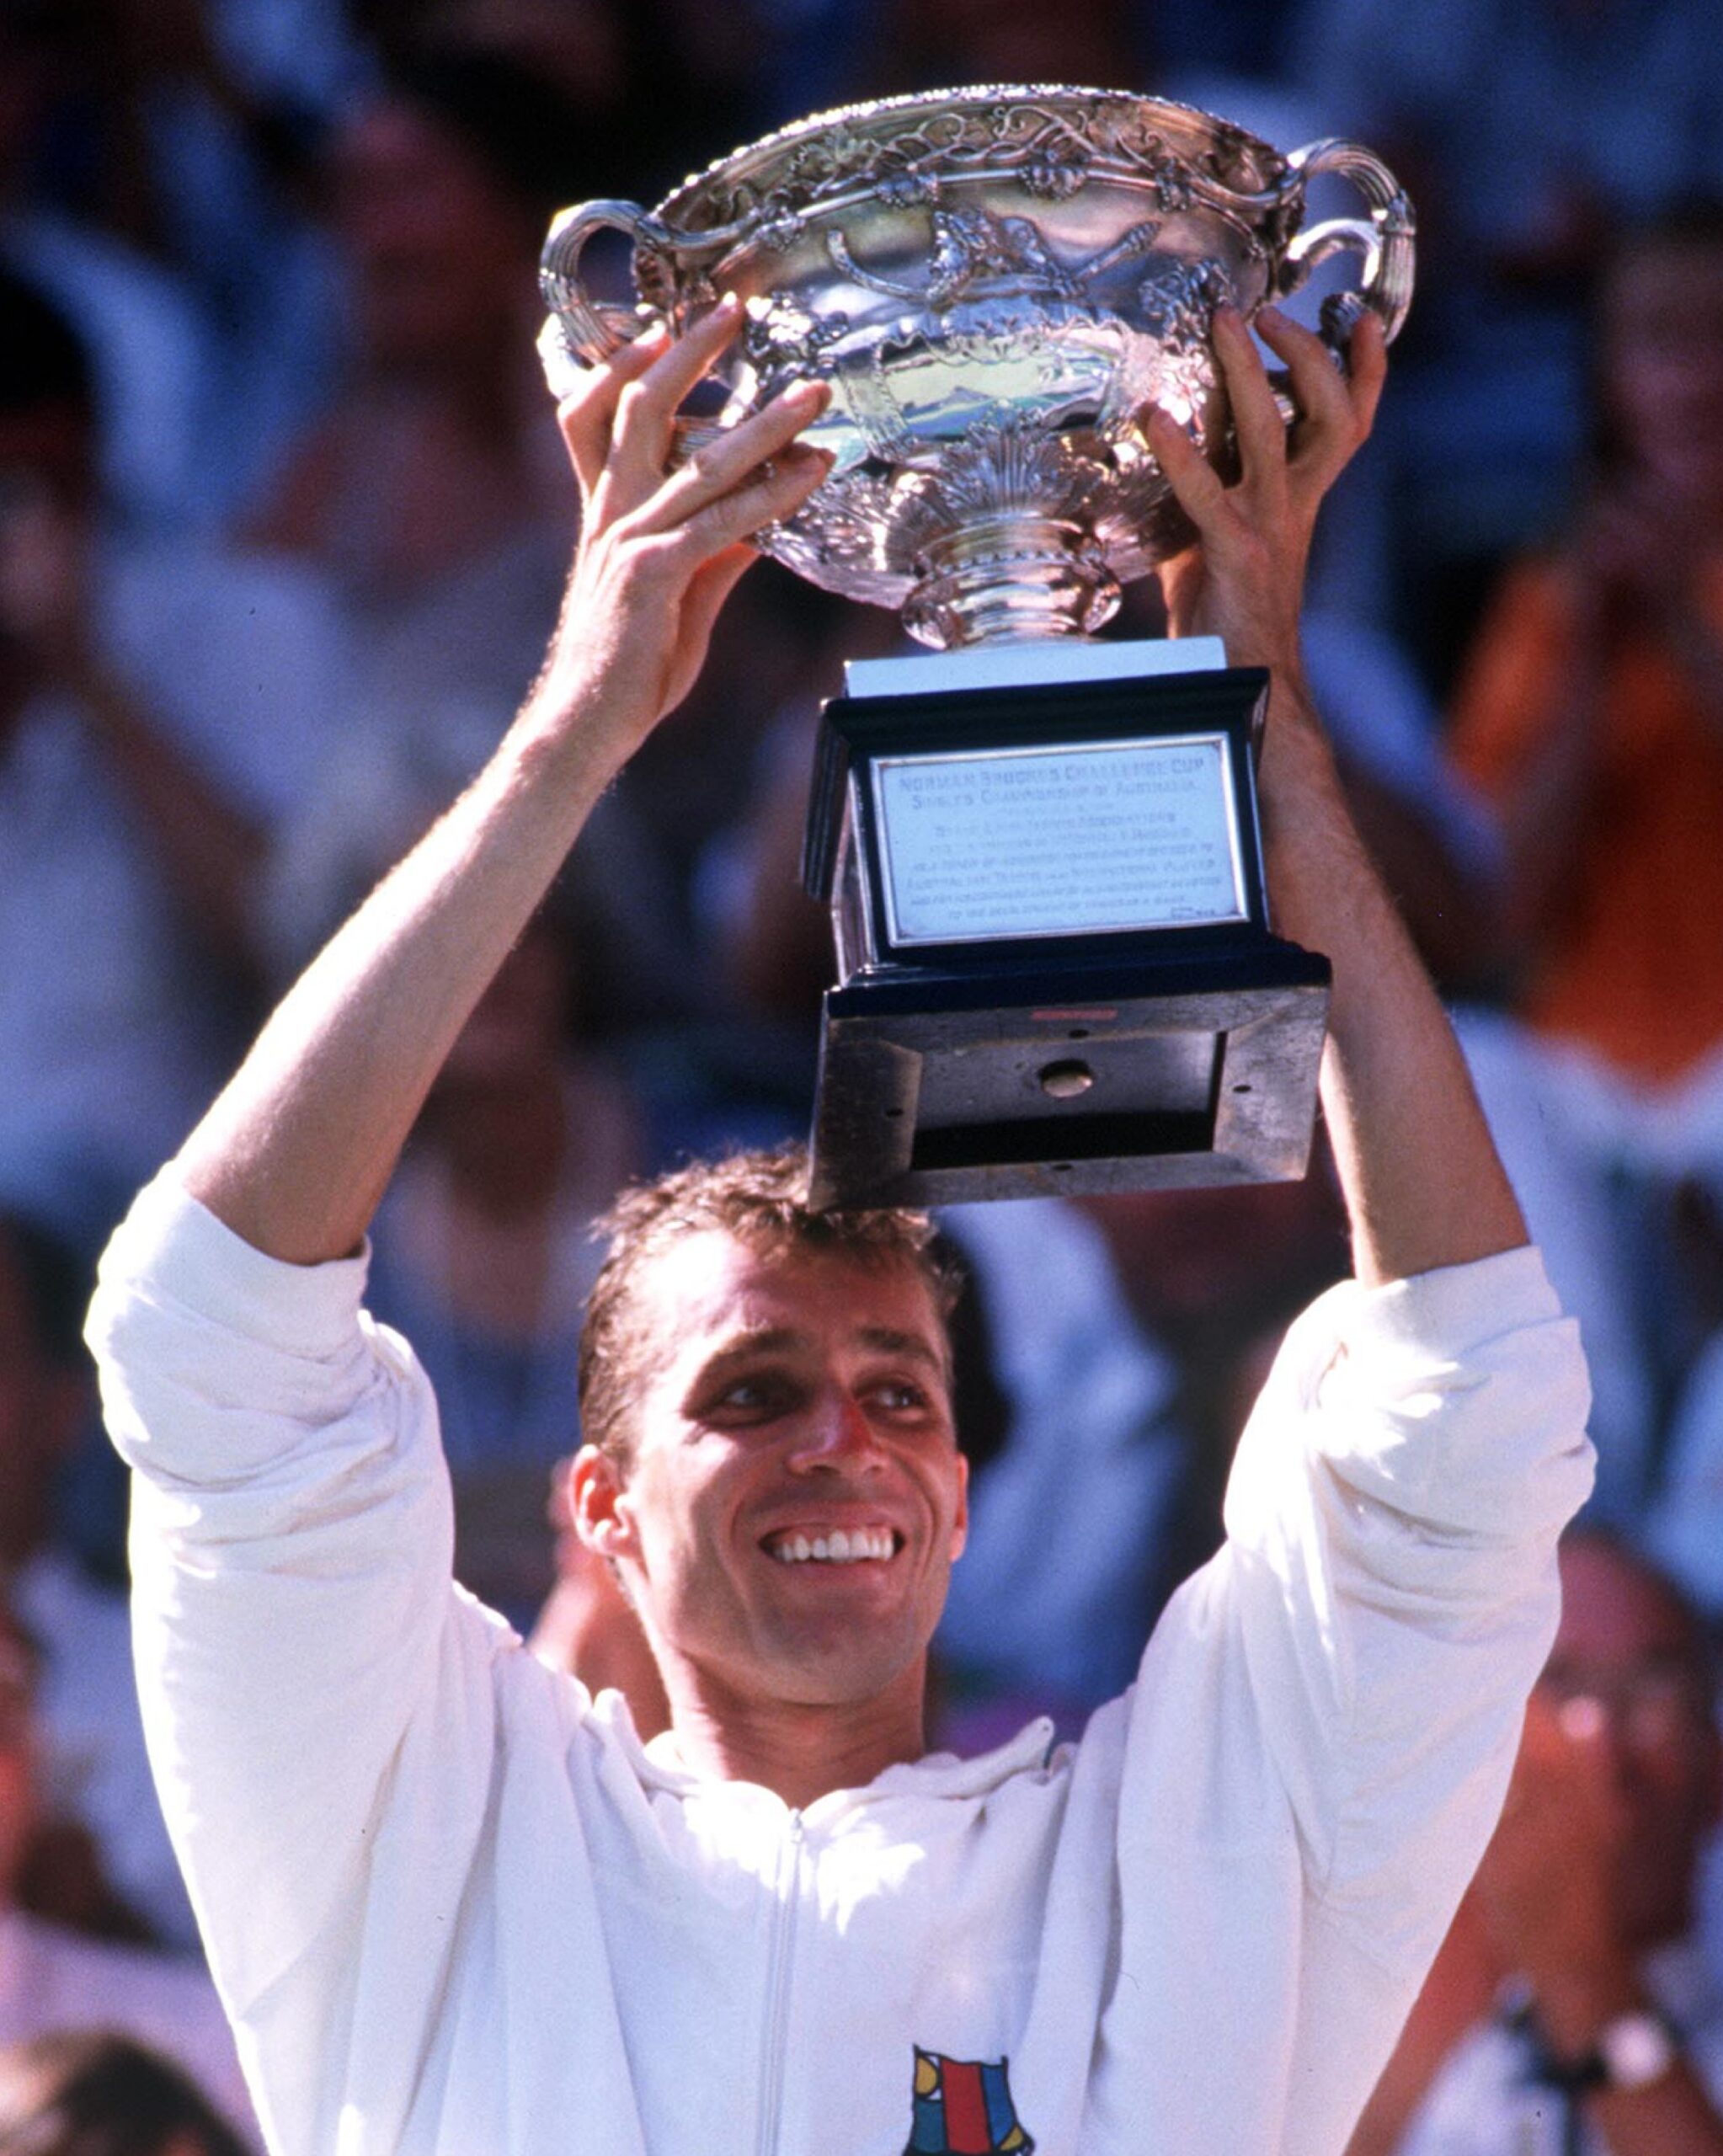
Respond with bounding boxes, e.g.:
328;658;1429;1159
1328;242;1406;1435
1147;306;1386;675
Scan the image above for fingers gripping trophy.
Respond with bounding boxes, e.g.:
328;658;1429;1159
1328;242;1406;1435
538;87;1414;1209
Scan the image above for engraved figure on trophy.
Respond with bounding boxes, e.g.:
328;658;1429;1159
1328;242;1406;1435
538;87;1414;1207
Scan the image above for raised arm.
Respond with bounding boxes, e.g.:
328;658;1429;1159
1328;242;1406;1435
179;298;830;1265
1147;307;1526;1288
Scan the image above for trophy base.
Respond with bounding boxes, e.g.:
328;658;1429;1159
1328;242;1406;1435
806;942;1331;1210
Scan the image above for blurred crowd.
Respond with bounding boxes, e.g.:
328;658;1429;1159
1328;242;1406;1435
3;0;1723;2148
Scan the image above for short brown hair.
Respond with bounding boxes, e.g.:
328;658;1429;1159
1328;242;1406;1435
577;1145;963;1470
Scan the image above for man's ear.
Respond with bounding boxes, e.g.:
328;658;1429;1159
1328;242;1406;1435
570;1444;638;1562
950;1449;969;1564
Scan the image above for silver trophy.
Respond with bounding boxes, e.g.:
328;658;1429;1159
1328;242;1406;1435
540;86;1414;1207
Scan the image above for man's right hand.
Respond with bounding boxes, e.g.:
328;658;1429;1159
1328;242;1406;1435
538;296;832;767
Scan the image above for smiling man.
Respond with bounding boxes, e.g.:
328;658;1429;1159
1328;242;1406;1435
569;1155;970;1806
87;296;1593;2156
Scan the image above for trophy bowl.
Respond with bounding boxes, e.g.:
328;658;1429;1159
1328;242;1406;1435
539;84;1413;649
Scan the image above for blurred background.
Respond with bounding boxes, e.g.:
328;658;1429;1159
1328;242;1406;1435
3;1;1723;2145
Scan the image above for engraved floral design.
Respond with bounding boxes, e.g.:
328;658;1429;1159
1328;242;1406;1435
1134;257;1229;345
539;88;1410;641
764;469;905;606
1128;258;1228;415
917;418;1110;526
1019;144;1090;200
878;174;942;210
829;208;1078;311
743;297;854;373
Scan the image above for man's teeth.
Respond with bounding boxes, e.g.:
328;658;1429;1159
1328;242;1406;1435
771;1529;894;1564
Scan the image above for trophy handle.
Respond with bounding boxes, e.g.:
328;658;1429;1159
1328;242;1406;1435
538;197;763;401
1275;140;1416;352
538;199;680;398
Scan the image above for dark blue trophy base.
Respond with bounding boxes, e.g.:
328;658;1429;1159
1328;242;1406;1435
800;659;1331;1210
807;941;1330;1209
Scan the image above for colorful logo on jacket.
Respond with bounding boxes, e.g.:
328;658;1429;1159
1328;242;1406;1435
904;2048;1035;2154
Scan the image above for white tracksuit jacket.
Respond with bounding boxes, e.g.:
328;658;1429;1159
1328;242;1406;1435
88;1173;1594;2156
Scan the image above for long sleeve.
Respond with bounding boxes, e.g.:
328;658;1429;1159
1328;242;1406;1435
1080;1243;1595;2156
1221;1245;1592;1950
85;1170;576;2153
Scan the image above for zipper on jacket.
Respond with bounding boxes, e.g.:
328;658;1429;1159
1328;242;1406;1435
754;1809;805;2156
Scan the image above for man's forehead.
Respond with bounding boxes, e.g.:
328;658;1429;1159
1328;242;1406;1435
632;1229;944;1365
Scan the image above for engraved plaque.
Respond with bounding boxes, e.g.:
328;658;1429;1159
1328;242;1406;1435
870;734;1246;947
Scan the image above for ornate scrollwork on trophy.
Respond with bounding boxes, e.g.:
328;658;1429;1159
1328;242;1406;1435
540;85;1415;647
675;93;1281;239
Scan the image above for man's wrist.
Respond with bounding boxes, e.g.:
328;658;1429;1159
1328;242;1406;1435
512;664;649;802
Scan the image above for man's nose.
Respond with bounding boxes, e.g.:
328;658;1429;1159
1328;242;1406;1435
787;1389;884;1471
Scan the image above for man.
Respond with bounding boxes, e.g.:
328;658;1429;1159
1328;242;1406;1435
87;295;1592;2154
1349;1531;1723;2155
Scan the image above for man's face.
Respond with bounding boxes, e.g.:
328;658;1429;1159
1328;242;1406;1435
1536;1539;1723;1947
575;1231;968;1720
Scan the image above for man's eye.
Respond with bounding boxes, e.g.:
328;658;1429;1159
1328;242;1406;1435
709;1376;792;1418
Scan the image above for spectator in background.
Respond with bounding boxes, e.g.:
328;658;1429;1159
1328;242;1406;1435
0;265;349;1219
13;0;359;524
1347;1531;1723;2156
0;1604;253;2143
364;909;644;1626
0;2031;252;2156
1293;0;1723;687
1444;205;1723;1515
243;43;605;715
248;41;696;1027
0;3;209;534
0;1205;195;1954
1450;205;1723;1107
